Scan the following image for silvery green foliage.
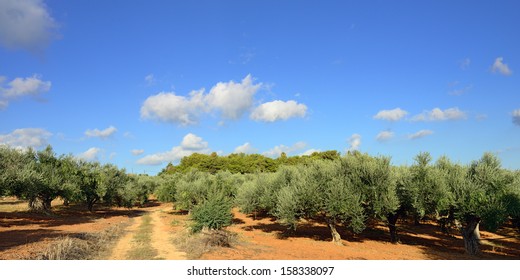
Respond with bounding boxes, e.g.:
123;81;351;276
275;160;365;235
339;152;399;221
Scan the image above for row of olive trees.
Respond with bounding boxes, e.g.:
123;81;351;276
235;151;520;255
155;170;242;232
0;145;156;212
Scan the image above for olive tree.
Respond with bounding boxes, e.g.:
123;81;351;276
441;153;514;255
275;160;365;244
10;146;73;213
340;152;400;243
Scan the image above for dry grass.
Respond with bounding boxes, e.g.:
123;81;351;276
0;197;29;212
126;214;160;260
173;227;238;259
30;221;129;260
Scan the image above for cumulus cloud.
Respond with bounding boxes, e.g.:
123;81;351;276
140;75;307;125
180;133;208;150
250;100;307;122
137;133;211;165
411;107;466;121
78;147;102;161
84;125;117;139
408;130;433;140
491;57;512;76
0;0;57;52
263;141;307;158
233;142;258;154
373;108;408;121
347;134;361;151
131;149;144;156
205;74;260;120
512;109;520;126
140;90;206;126
0;128;52;149
0;74;51;108
376;130;394;142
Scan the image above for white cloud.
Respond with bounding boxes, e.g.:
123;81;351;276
0;0;57;52
137;133;211;165
0;128;52;149
140;89;206;126
205;74;261;120
84;125;117;139
512;109;520;126
144;74;156;85
78;147;102;161
140;75;304;125
376;130;394;142
491;57;512;76
180;133;208;150
0;75;51;108
411;107;466;121
301;149;320;156
408;130;433;140
373;108;408;121
131;149;144;156
347;134;361;151
250;100;307;122
233;142;258;154
263;141;307;158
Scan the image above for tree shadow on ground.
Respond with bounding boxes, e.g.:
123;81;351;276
238;212;520;259
0;203;147;256
0;229;64;253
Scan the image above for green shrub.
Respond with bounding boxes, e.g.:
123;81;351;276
191;192;232;232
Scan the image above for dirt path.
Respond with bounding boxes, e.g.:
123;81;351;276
108;206;186;260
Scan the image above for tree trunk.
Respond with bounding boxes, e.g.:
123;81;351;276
327;220;343;245
387;213;400;243
462;216;481;255
87;198;97;212
29;196;52;213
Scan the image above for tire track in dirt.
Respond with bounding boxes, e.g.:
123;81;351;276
150;209;186;260
108;206;185;260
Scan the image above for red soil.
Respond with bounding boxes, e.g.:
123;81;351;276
1;197;519;260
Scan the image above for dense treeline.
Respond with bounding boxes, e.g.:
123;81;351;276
155;151;520;255
158;150;341;175
0;145;155;212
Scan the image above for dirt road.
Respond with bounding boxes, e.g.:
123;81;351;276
109;206;186;260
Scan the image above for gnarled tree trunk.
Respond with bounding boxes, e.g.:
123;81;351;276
462;216;481;255
327;219;343;245
29;196;52;213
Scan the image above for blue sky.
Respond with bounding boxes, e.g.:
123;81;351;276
1;0;519;174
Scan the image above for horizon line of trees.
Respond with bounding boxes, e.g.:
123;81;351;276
159;150;342;175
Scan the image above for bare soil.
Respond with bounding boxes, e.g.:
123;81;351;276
200;209;520;260
1;198;519;260
108;205;186;260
